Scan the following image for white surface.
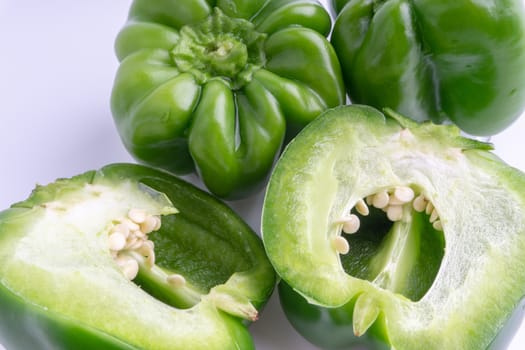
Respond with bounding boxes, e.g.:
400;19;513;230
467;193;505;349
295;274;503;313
0;1;524;349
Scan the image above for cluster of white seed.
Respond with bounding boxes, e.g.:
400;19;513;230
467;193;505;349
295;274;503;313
412;194;443;231
332;186;443;255
107;209;161;280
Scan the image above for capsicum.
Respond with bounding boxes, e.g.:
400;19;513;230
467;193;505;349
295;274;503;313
0;163;276;349
110;0;345;199
261;105;525;349
330;0;525;136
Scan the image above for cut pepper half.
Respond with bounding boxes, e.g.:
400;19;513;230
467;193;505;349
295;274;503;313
0;163;276;350
262;105;525;349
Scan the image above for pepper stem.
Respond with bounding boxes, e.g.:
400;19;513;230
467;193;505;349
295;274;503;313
171;7;266;88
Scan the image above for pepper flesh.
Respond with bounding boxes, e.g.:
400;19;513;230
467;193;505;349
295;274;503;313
0;163;276;350
111;0;345;199
330;0;525;136
261;105;525;349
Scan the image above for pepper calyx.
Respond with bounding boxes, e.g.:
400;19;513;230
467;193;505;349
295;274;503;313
171;7;267;89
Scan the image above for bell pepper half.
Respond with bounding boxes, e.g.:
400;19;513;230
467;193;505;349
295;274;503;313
261;105;525;349
0;163;276;350
330;0;525;136
111;0;345;199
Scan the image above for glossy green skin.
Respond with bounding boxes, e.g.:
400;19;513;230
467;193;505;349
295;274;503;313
279;281;390;350
262;105;525;349
111;0;345;199
330;0;349;14
331;0;525;136
0;163;276;349
279;281;525;350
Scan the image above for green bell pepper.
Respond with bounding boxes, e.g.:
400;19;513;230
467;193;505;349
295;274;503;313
330;0;525;136
330;0;350;14
111;0;345;199
261;105;525;349
0;163;276;350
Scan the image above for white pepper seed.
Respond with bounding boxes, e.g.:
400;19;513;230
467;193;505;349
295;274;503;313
425;201;434;215
143;239;154;251
432;220;443;231
123;259;139;280
136;241;154;257
126;235;138;248
128;209;147;224
372;191;389;209
355;199;369;216
412;195;427;212
388;196;404;205
108;232;126;251
112;223;130;238
394;186;415;203
140;215;157;234
332;236;350;255
153;216;162;231
386;205;403;221
127;237;144;250
122;218;140;232
115;255;139;280
167;274;186;287
429;209;439;223
133;230;146;239
115;254;132;267
342;214;360;234
146;250;156;267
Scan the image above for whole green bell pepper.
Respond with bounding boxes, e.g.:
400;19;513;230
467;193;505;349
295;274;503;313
111;0;345;199
330;0;525;136
0;163;276;350
261;105;525;349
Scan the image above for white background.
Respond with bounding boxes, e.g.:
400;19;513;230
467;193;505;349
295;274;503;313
1;1;525;349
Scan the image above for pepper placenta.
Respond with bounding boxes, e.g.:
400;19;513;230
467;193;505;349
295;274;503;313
330;0;525;136
261;105;525;349
0;163;276;350
111;0;345;199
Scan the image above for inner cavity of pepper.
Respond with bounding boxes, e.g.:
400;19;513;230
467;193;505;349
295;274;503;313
107;209;200;309
332;186;445;302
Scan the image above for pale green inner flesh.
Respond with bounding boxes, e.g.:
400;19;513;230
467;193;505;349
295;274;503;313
340;205;445;301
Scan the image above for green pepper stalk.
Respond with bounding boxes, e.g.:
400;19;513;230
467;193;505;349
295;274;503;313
261;105;525;349
111;0;345;199
330;0;525;136
0;163;276;350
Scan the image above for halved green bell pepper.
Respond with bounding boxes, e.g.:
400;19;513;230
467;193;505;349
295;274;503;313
330;0;525;136
111;0;345;199
261;105;525;349
0;163;276;350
